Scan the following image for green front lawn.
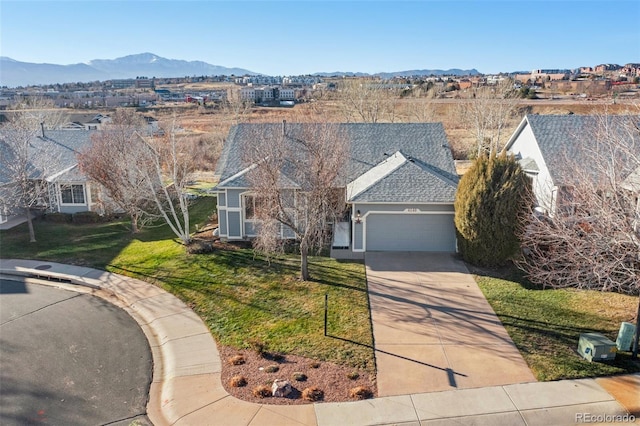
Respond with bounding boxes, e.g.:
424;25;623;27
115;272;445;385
3;201;638;381
0;198;375;372
477;272;640;381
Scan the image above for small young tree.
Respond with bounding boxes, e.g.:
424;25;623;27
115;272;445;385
243;122;349;280
454;152;531;266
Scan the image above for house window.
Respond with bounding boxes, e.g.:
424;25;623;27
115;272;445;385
60;184;85;204
245;195;256;220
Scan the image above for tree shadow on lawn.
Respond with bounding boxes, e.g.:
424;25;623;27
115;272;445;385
107;252;310;315
499;312;616;347
307;261;367;293
467;260;545;291
0;219;135;268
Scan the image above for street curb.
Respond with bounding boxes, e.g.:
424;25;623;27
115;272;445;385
0;260;218;426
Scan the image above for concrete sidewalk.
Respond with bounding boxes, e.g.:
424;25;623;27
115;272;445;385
365;252;535;396
0;258;636;426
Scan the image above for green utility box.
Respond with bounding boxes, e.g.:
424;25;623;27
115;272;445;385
616;322;637;352
577;333;617;362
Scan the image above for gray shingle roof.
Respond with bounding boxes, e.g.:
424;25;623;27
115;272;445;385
0;130;93;184
522;114;640;184
216;123;458;203
350;159;457;203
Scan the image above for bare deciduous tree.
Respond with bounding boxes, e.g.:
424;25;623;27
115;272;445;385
78;109;152;233
243;122;349;280
0;98;66;242
337;78;397;123
517;112;640;358
457;80;520;157
223;88;253;124
8;96;66;130
148;118;193;244
79;110;194;243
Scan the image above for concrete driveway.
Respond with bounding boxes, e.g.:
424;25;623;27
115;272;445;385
365;252;536;397
0;279;152;425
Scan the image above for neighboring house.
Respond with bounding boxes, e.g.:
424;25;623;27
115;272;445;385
505;114;640;215
0;130;104;225
214;123;459;257
59;113;111;131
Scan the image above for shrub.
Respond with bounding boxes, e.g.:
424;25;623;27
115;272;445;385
228;354;245;365
302;386;324;402
72;211;102;224
308;361;321;369
44;212;72;223
347;371;360;380
229;376;247;387
252;385;272;398
291;372;307;382
349;386;373;400
454;152;531;266
264;364;279;373
186;240;214;254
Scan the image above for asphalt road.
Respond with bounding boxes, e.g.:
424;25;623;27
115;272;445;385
0;279;152;425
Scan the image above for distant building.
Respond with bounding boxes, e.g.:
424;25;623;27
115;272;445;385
513;73;532;84
110;79;136;89
458;79;473;90
547;79;611;95
240;87;256;101
59;113;111;131
135;77;154;89
239;86;296;103
532;69;571;81
621;63;640;77
594;64;621;73
107;78;154;90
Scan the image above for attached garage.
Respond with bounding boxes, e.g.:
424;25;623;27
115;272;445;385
365;212;456;252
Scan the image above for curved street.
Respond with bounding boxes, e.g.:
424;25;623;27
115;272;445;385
0;279;152;425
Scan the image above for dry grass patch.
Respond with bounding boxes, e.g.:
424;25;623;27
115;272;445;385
229;354;245;365
229;376;247;387
349;386;374;400
302;387;324;402
252;385;272;398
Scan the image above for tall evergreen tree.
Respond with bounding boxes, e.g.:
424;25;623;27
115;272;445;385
454;152;531;266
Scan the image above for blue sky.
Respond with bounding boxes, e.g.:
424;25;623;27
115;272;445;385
1;0;639;75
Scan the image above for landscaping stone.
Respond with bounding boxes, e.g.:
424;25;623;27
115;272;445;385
272;379;292;397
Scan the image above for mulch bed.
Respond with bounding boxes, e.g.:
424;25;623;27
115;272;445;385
219;345;377;405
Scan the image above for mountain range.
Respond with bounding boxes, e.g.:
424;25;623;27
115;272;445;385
0;53;481;88
0;53;257;87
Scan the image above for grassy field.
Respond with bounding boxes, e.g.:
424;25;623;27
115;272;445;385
476;271;640;381
0;197;375;372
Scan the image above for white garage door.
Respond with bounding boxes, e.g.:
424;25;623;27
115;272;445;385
365;213;456;252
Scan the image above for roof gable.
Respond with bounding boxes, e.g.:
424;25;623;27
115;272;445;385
506;114;640;185
346;151;407;201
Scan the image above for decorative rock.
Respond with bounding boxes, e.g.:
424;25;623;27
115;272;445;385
271;379;292;397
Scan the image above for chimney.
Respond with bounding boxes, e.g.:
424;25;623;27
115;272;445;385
40;122;45;138
282;119;286;136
